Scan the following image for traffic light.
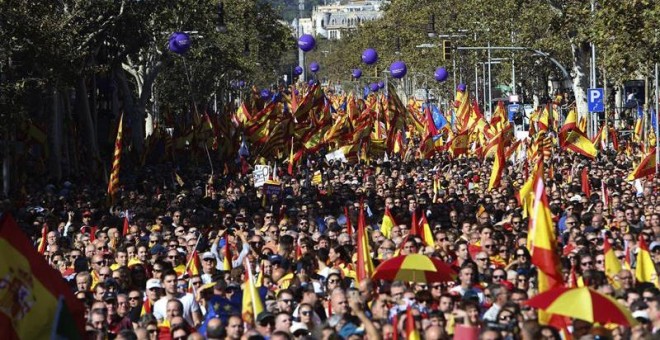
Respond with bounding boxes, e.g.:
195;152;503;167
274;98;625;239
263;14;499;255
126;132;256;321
442;40;451;60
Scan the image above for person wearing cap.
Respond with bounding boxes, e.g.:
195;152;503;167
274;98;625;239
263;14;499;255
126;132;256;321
103;291;133;336
255;311;275;337
200;252;218;284
143;278;162;316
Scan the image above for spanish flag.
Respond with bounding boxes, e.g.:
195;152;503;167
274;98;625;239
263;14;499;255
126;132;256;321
559;109;597;159
122;211;130;236
418;215;435;247
186;249;202;277
380;207;396;239
242;260;264;325
487;140;505;191
449;130;469;158
140;300;153;316
356;200;374;284
37;223;48;254
405;307;421;340
528;166;564;324
603;237;622;289
627;148;656;181
222;235;232;271
0;214;85;338
635;234;658;287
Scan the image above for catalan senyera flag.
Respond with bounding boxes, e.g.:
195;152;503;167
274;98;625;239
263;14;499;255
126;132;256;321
356;200;374;284
627;148;656;181
528;166;564;324
242;260;264;325
487;140;505;191
0;214;85;339
107;113;124;205
380;207;396;239
603;237;622;289
222;235;232;271
405;307;421;340
635;235;658;287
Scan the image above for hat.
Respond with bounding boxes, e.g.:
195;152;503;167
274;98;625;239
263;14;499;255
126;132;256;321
570;195;582;202
256;311;274;323
83;211;92;217
650;242;660;252
103;291;117;302
269;255;284;265
339;323;364;339
202;252;216;260
632;310;650;322
150;244;166;255
146;279;162;290
290;322;309;336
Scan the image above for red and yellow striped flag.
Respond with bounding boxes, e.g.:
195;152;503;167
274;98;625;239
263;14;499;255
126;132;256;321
380;207;396;239
528;165;564;324
37;223;48;254
627;148;656;181
405;307;421;340
242;259;264;325
0;214;85;338
107;114;124;205
603;237;622;289
186;249;202;277
222;235;232;271
635;234;658;287
487;139;505;191
356;200;374;284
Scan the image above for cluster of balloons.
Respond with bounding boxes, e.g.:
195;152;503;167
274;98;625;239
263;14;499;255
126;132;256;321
291;35;452;86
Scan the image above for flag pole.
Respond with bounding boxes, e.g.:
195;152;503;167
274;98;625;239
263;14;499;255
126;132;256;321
655;62;659;175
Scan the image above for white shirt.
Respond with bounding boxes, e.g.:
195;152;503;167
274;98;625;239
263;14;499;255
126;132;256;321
153;292;200;325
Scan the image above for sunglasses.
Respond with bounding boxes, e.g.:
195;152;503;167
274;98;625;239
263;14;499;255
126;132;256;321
128;296;140;300
300;310;312;316
493;275;505;280
581;261;593;266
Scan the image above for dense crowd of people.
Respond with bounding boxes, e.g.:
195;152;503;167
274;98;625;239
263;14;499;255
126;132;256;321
14;141;660;340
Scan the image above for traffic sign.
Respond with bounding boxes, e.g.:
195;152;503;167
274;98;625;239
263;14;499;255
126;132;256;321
507;104;520;122
588;88;604;112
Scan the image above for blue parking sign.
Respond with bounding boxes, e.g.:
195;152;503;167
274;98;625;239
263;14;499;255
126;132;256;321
587;88;604;112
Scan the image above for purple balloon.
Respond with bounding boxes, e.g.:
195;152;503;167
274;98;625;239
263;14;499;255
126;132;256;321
260;89;271;99
238;80;246;87
310;62;320;73
352;69;362;79
362;48;378;65
369;83;379;92
434;67;449;82
457;83;467;92
169;32;191;54
294;66;303;76
378;81;384;89
390;61;407;79
298;34;316;52
308;79;316;86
